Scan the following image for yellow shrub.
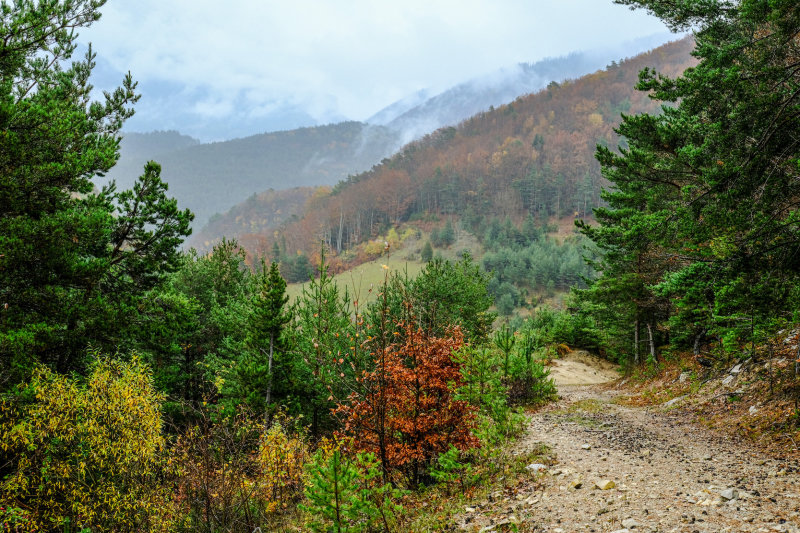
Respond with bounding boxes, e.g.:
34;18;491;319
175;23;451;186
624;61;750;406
0;356;173;532
256;421;309;513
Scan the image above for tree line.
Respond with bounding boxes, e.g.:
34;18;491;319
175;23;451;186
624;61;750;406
575;0;800;365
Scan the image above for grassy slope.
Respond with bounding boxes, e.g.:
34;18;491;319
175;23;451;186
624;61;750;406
286;252;426;305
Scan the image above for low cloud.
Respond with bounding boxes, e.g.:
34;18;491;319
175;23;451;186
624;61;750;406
79;0;671;140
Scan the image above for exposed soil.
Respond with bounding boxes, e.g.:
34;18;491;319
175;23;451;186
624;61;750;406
461;353;800;532
549;350;620;386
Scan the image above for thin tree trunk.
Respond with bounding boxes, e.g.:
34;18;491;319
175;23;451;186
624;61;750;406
646;322;656;363
693;329;706;356
337;210;344;252
265;334;274;419
795;342;799;378
634;317;640;365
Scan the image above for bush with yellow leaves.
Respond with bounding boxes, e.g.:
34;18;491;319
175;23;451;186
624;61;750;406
0;355;174;532
171;409;309;532
256;418;309;513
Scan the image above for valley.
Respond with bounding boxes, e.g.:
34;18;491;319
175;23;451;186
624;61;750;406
3;1;800;532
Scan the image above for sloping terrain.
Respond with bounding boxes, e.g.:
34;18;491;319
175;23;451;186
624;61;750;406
234;37;696;263
549;350;619;386
458;382;800;532
103;122;401;227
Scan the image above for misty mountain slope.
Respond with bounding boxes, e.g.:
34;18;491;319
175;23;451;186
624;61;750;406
188;187;318;251
103;122;401;227
366;89;433;126
230;37;696;263
373;33;676;144
106;34;677;233
99;131;200;188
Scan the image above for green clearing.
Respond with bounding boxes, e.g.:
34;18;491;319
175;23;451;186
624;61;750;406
285;253;426;305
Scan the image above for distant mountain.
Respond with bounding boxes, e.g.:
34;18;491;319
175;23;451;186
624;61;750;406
106;34;680;235
369;33;676;144
229;37;696;264
102;122;401;227
366;89;433;126
98;131;200;188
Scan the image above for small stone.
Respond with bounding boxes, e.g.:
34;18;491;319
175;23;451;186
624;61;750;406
622;518;641;528
610;530;630;533
465;506;476;513
664;395;686;407
678;372;690;383
720;488;739;501
595;479;616;490
641;449;651;457
730;363;743;374
721;375;735;386
749;405;758;415
526;463;547;472
581;444;592;450
569;477;583;490
702;454;712;461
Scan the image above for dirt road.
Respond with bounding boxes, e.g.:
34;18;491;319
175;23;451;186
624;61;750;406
467;352;800;532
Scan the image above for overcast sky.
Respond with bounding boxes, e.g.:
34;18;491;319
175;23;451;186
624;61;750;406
79;0;673;140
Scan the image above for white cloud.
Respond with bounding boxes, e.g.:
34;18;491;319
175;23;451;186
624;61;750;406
79;0;672;138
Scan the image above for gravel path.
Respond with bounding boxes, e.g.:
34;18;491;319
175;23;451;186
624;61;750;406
464;355;800;532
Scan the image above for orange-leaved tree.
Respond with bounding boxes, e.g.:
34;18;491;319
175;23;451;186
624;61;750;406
337;325;478;486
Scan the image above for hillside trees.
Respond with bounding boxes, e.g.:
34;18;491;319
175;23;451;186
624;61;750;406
0;0;192;385
375;254;496;344
240;38;697;265
582;0;800;362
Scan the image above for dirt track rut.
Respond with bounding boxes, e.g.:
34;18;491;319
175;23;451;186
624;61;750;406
466;354;800;532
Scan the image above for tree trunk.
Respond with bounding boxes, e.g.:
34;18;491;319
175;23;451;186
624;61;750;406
265;334;274;420
634;317;640;365
693;329;706;356
646;322;656;363
337;210;344;252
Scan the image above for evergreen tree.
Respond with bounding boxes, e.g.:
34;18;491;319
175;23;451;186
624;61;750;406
420;240;433;262
136;239;249;416
247;261;291;414
290;248;357;434
0;1;193;385
375;253;496;344
582;0;800;358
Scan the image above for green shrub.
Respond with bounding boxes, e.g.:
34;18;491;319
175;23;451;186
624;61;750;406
301;450;405;532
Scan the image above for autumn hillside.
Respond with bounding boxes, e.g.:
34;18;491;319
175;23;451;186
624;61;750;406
187;186;319;251
228;37;696;266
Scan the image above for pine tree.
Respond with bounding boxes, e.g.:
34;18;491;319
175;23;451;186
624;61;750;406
421;241;433;262
248;261;291;414
583;0;800;356
301;449;365;533
290;247;358;435
0;1;193;384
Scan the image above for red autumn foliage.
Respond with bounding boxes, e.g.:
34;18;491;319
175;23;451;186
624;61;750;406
336;325;479;485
